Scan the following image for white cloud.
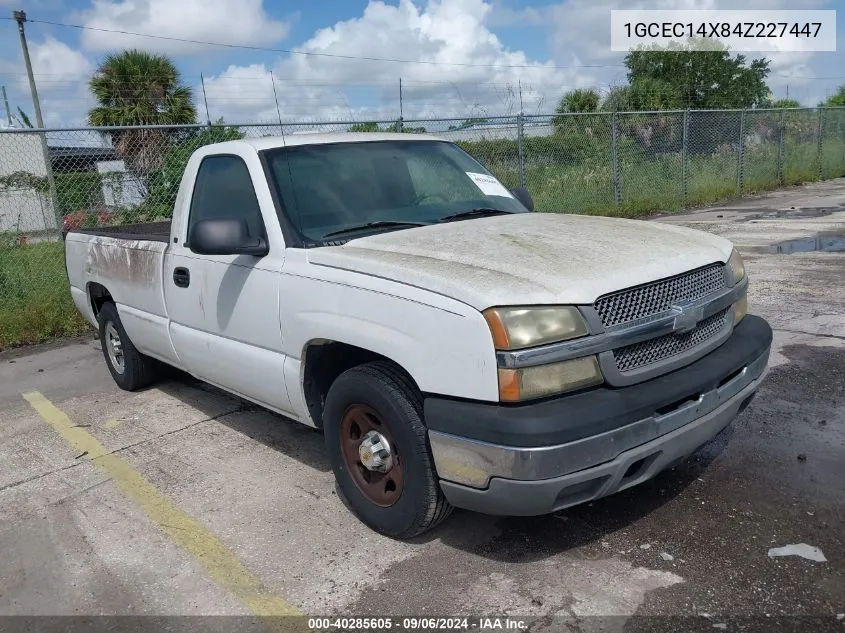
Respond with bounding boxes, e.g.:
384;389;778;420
200;63;389;124
27;36;94;92
203;0;588;123
77;0;290;55
537;0;836;100
3;36;98;127
767;51;816;83
486;2;546;27
200;64;281;124
4;0;838;126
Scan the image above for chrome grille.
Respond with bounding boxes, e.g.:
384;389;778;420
613;307;730;373
594;264;726;328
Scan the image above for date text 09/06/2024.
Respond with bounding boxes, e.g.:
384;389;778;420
307;617;528;630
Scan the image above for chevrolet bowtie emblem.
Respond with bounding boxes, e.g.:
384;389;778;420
671;304;704;334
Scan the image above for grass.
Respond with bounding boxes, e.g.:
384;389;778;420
1;137;844;351
0;241;91;351
484;138;845;217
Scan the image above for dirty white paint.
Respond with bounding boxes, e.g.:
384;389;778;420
66;234;168;319
280;249;500;403
62;134;776;425
64;135;509;417
310;212;734;309
65;233;178;364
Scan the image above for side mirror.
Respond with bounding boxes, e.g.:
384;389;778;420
511;186;534;212
188;218;268;256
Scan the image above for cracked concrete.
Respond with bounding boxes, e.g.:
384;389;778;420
0;178;843;628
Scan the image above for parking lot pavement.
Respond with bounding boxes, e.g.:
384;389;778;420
1;179;843;631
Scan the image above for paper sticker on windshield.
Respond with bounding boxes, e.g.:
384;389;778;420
466;172;514;198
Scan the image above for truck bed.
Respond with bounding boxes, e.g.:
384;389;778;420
63;220;171;243
64;219;172;336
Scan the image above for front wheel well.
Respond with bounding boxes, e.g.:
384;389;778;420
302;341;420;428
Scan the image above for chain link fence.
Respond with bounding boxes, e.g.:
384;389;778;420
1;107;845;348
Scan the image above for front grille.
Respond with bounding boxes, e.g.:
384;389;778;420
613;307;730;373
594;263;726;328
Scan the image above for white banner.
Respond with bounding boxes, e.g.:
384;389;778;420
610;10;837;52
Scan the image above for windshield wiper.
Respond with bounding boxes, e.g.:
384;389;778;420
437;208;513;223
322;221;428;239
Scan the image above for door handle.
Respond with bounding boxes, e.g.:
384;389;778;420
173;267;190;288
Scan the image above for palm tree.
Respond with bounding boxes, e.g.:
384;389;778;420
88;50;197;178
558;88;600;114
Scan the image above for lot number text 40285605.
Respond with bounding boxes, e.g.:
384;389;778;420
308;617;529;630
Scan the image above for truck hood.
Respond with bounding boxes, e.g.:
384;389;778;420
307;213;734;310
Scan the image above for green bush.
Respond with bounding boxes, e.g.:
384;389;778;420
474;137;845;217
143;123;245;219
55;172;105;215
457;126;614;172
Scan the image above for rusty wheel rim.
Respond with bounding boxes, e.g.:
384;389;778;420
339;404;404;507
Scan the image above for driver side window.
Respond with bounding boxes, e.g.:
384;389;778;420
188;155;265;244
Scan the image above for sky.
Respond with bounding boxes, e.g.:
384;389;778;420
0;0;842;128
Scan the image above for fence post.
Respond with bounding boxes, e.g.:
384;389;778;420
816;108;824;180
737;109;745;196
777;109;785;185
681;109;689;207
517;112;525;188
612;111;621;207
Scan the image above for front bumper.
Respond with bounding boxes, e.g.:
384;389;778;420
425;314;772;516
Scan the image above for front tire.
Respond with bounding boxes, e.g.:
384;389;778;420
323;361;453;538
97;302;158;391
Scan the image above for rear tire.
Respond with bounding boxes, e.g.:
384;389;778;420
97;302;158;391
323;361;453;538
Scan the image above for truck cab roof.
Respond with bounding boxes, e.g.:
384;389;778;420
233;132;448;152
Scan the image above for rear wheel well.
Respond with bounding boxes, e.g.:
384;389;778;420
87;282;113;317
302;342;419;429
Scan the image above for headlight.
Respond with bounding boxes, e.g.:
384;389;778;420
498;356;603;402
483;306;589;350
734;294;748;324
727;248;745;285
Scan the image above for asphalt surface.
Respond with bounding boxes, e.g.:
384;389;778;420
1;179;844;632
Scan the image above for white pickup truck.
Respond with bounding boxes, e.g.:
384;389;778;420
64;133;772;538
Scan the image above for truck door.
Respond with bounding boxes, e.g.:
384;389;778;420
162;152;294;415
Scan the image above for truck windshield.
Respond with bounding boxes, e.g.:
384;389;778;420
263;140;529;244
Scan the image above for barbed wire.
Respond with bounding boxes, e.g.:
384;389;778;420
1;16;839;125
6;16;838;81
21;18;622;71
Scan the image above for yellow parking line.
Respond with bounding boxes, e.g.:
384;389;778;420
23;390;303;626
